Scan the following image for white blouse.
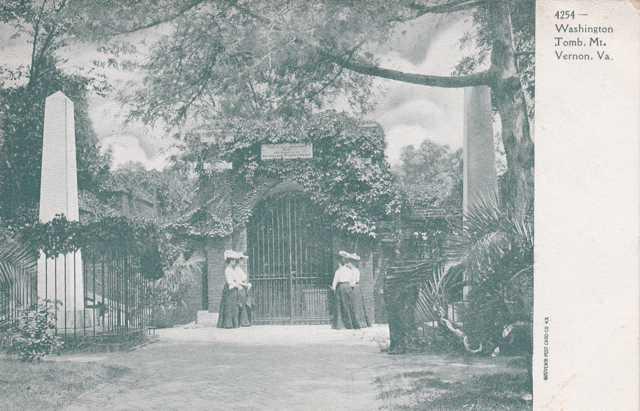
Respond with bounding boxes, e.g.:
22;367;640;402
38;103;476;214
351;266;360;284
331;264;359;290
225;266;248;289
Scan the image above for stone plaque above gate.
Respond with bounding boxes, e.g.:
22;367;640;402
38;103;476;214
261;143;313;160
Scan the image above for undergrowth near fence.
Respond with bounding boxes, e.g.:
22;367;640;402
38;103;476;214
6;299;64;361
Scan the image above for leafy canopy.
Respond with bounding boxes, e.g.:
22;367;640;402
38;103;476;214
396;140;463;211
67;0;535;127
0;61;112;223
183;111;402;238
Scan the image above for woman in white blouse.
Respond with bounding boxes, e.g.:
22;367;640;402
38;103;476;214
331;250;369;329
217;250;252;328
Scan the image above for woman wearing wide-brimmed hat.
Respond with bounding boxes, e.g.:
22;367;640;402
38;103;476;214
331;250;370;329
217;250;252;328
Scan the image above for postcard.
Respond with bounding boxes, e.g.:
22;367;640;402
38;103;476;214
0;1;637;410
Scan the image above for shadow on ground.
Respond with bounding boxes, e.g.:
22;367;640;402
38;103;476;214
2;325;532;411
374;353;532;411
0;358;131;411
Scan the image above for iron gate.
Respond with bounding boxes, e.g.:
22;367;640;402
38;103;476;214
247;192;333;324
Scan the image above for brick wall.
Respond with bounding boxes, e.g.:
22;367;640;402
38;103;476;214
181;279;202;322
359;251;376;325
206;237;229;313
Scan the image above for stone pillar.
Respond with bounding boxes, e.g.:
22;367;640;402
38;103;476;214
37;91;85;328
359;250;376;325
463;86;498;213
462;86;498;299
206;237;231;317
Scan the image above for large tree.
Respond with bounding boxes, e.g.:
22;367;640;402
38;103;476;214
0;60;112;222
2;1;534;213
396;140;463;211
87;0;533;214
0;1;113;222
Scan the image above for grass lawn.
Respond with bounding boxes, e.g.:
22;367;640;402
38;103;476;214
0;357;129;411
376;355;532;411
0;327;532;411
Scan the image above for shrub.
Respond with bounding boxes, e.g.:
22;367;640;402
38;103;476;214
9;300;64;361
411;197;533;356
451;197;533;354
150;253;204;327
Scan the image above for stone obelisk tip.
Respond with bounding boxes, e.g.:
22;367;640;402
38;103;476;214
39;90;79;222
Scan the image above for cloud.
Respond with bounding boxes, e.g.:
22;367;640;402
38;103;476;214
101;133;176;170
385;125;429;164
2;11;477;170
74;11;474;169
88;94;176;159
367;13;471;164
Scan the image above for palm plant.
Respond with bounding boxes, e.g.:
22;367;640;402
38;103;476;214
415;195;533;354
0;232;36;290
455;196;533;351
415;262;482;353
151;251;205;326
0;230;37;327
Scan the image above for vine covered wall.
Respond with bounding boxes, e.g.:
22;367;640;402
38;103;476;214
195;111;404;240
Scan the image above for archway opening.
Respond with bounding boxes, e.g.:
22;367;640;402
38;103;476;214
247;191;334;324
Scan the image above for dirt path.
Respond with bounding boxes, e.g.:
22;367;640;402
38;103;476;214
59;325;528;411
62;326;390;411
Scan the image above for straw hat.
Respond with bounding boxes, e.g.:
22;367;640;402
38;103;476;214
338;250;360;261
224;250;248;260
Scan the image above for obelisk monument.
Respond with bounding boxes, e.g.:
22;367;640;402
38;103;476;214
37;91;85;328
463;86;498;214
462;86;497;299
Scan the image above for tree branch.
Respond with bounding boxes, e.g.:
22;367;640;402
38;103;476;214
408;0;485;16
28;0;50;85
232;3;491;89
111;0;208;35
327;53;491;88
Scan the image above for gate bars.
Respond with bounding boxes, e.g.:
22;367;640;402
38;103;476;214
0;247;152;341
247;193;334;324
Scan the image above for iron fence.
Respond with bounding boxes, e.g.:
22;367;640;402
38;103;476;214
0;246;152;344
0;262;37;331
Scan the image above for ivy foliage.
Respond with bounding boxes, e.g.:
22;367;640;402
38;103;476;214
20;214;163;279
202;111;403;238
168;207;235;240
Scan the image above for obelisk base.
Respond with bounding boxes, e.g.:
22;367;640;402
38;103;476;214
37;252;85;311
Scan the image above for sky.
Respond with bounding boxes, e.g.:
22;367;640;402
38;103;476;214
368;13;471;163
0;10;474;169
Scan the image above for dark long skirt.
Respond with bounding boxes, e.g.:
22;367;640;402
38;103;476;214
332;283;370;329
351;285;370;328
217;285;252;328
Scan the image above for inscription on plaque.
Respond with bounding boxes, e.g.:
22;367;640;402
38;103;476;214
261;143;313;160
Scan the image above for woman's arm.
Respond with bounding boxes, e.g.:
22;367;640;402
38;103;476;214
224;267;237;288
331;267;343;290
238;268;251;289
351;267;360;286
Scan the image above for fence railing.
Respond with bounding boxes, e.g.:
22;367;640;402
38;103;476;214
0;262;37;331
1;246;152;342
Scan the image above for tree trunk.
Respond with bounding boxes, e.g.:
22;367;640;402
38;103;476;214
488;0;534;215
